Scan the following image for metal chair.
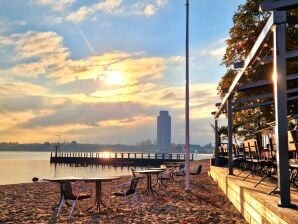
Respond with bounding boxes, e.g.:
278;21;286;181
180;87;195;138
56;181;91;220
190;164;202;175
157;168;174;187
111;178;141;213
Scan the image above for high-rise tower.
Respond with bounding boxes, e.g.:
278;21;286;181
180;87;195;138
157;111;171;152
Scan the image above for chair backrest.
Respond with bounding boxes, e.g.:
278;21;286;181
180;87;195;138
130;168;136;178
288;131;298;151
61;182;75;199
196;165;202;174
126;178;138;196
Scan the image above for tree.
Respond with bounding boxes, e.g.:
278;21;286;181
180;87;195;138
218;0;298;140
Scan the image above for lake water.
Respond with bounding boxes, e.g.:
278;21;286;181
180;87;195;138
0;151;212;185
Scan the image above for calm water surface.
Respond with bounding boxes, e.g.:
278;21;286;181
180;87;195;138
0;151;212;185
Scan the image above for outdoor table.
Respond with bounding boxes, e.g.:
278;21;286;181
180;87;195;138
84;176;121;211
134;169;164;195
148;167;167;170
43;176;121;211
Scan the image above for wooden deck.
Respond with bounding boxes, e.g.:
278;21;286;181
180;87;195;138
209;166;298;224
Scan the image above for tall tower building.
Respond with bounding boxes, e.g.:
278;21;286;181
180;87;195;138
157;111;171;152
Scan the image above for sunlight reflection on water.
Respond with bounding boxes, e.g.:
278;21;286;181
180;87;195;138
0;151;212;185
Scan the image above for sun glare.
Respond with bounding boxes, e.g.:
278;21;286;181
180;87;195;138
106;71;124;85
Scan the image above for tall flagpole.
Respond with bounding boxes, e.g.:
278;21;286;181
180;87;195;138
185;0;190;191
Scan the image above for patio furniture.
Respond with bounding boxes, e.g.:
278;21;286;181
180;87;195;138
254;165;276;187
84;176;121;211
134;169;164;195
190;164;202;175
44;176;121;213
175;164;186;177
56;181;91;220
131;168;146;181
111;178;141;213
157;168;174;187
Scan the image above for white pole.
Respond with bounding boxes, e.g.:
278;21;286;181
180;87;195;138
185;0;190;191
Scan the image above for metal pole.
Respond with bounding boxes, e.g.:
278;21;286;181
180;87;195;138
227;96;233;175
184;0;190;191
214;119;219;166
272;10;291;207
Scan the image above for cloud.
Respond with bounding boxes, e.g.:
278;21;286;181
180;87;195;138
0;28;219;144
131;0;168;17
0;19;27;34
196;38;226;60
66;0;122;23
34;0;75;11
98;116;155;128
66;0;169;23
44;16;63;25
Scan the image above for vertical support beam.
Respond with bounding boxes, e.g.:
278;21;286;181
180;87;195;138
227;96;233;175
272;10;291;207
214;119;219;166
184;0;190;191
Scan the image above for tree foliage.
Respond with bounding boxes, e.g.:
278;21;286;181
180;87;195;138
217;0;298;140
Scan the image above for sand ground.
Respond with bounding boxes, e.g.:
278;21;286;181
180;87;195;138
0;160;247;223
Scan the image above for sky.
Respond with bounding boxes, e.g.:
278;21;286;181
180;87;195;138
0;0;245;145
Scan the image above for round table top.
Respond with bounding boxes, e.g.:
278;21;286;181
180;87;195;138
134;169;164;174
43;176;121;182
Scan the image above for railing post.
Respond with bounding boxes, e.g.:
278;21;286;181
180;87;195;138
227;95;233;175
272;10;291;207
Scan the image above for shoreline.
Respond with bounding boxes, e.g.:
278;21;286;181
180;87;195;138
0;160;246;223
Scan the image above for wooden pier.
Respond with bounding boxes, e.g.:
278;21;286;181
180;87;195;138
50;152;193;166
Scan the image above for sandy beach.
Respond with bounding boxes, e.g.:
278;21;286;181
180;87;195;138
0;160;246;223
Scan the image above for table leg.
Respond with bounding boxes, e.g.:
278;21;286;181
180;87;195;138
148;174;156;194
52;182;65;209
95;181;107;211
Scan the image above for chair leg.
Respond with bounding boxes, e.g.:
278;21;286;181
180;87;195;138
56;196;65;218
255;175;268;187
68;199;77;220
125;195;133;212
269;186;279;195
134;193;142;212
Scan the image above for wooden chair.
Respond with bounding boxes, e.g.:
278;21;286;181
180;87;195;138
56;181;91;220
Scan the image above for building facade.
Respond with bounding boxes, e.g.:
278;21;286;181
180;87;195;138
157;111;171;152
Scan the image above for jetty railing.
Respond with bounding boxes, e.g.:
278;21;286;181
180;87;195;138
50;151;194;166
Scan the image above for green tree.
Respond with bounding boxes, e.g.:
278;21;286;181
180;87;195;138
218;0;298;140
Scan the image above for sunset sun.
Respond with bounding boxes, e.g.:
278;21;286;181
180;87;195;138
106;70;124;85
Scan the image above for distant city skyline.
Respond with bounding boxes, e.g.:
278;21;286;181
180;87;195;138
0;0;244;144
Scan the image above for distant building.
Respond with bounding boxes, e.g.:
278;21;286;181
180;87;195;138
157;111;171;152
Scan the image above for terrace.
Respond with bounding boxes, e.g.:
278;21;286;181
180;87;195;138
210;1;298;223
